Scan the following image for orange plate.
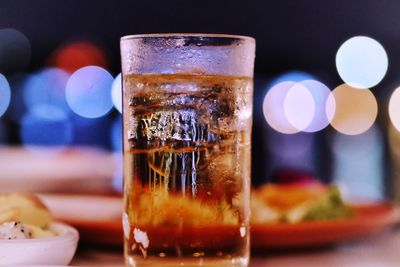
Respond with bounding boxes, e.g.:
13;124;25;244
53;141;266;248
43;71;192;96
62;202;400;248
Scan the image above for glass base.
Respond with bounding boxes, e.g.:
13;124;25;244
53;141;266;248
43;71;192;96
125;255;249;267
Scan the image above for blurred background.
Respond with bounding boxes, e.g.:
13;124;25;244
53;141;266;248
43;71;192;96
0;0;399;202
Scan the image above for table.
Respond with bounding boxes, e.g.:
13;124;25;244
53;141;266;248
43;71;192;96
71;227;400;266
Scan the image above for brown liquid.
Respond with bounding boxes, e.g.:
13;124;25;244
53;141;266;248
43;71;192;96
123;74;253;266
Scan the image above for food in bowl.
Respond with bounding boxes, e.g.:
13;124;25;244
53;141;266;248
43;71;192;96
0;193;56;239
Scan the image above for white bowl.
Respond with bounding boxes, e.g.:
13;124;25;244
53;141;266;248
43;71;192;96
0;222;79;265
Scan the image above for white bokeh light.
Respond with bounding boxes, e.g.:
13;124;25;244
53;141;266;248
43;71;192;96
263;79;333;134
65;66;114;118
111;73;122;113
283;83;315;131
336;36;388;89
389;87;400;132
263;81;300;134
300;80;334;132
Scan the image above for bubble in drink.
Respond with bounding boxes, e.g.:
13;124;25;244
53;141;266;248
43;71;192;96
123;73;252;267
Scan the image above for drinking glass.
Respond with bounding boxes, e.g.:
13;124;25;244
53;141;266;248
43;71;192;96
121;34;255;267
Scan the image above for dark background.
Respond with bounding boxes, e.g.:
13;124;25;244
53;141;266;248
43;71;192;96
0;0;398;84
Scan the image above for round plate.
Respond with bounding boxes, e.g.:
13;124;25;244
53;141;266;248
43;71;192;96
43;194;400;248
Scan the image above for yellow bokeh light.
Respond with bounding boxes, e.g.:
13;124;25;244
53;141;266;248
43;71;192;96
329;84;378;135
389;87;400;132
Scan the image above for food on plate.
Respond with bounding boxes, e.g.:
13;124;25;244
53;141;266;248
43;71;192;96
0;193;56;239
251;184;354;224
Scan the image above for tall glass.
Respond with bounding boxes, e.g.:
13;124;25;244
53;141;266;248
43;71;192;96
121;34;255;267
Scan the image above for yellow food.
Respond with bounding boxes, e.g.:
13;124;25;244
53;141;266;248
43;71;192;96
26;224;56;238
0;193;55;239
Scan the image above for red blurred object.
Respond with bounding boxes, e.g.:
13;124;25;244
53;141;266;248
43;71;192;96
252;202;400;249
49;41;107;73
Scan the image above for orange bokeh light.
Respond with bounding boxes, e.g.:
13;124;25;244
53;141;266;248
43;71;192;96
328;84;377;135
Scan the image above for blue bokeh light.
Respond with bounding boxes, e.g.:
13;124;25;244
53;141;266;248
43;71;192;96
111;73;122;113
65;66;114;118
20;105;72;146
111;115;122;151
0;73;11;118
23;68;70;113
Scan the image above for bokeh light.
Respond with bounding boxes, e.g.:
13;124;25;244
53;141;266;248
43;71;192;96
0;28;30;73
299;80;334;132
328;84;378;135
269;71;315;87
66;66;114;119
0;73;11;117
20;105;72;146
111;73;122;113
389;86;400;132
283;82;315;131
23;68;70;113
263;81;300;134
111;115;123;192
263;79;333;133
50;41;107;73
336;36;388;88
111;115;122;151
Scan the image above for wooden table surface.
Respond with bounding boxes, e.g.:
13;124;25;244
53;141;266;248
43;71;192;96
71;227;400;267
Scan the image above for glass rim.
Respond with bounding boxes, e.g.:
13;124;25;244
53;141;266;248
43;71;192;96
120;33;255;42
